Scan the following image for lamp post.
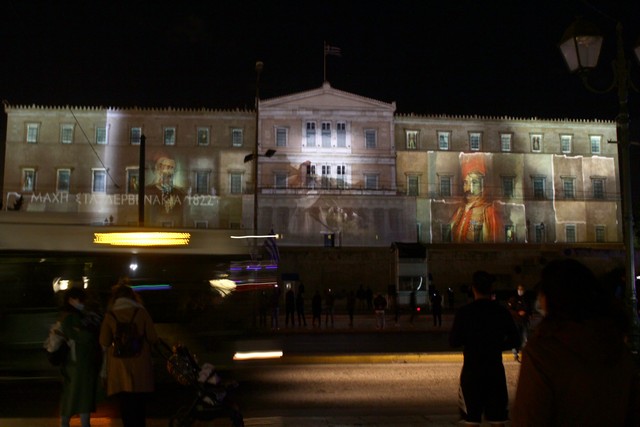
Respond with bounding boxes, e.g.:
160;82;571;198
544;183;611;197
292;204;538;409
253;61;263;237
560;17;640;354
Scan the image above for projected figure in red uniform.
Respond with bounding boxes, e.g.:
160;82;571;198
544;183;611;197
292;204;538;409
450;154;499;243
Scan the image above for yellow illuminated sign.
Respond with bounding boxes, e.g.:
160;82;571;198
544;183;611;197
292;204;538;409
93;232;191;247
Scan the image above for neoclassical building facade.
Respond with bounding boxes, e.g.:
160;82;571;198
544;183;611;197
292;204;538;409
2;83;619;248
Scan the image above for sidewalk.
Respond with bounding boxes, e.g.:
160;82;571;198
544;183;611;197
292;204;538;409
0;414;464;426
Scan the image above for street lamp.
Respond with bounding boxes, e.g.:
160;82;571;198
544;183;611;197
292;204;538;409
253;61;263;237
559;17;640;354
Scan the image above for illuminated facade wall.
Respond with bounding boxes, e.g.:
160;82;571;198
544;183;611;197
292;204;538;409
395;115;619;244
2;88;619;247
3;105;254;228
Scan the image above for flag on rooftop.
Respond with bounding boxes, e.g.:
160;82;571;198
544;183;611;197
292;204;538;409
264;229;280;263
324;43;342;57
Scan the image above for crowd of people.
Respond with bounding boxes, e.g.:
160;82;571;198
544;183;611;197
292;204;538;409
49;279;158;427
49;257;640;426
450;261;640;426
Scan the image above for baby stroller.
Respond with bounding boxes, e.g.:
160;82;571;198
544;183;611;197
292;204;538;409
159;340;244;427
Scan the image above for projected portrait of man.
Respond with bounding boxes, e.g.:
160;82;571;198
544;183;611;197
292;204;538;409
450;154;499;242
145;156;186;225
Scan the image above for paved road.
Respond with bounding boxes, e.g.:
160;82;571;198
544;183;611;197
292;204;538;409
1;312;519;426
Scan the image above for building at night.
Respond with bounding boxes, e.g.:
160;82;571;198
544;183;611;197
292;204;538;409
0;84;622;291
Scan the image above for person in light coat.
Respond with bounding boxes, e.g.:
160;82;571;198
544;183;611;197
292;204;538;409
99;280;158;427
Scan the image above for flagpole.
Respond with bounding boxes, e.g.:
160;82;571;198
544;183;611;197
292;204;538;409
323;41;327;82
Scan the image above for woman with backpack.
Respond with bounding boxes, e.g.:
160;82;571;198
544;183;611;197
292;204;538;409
99;279;158;427
57;287;102;427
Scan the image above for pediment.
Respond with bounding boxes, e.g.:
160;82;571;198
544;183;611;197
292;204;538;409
261;82;395;112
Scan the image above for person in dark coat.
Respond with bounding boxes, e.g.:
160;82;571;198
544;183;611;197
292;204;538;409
284;288;295;327
507;285;531;361
346;290;356;327
311;290;322;328
431;290;443;327
58;287;102;427
296;290;307;327
512;259;640;426
450;271;520;427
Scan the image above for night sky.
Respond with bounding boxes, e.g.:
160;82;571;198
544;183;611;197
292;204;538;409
1;1;640;162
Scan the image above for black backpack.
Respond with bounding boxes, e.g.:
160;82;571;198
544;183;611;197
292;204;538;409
108;308;144;358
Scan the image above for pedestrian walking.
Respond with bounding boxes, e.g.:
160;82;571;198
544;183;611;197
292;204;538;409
431;289;443;327
450;271;520;427
311;290;322;328
324;288;335;327
57;287;103;427
296;290;307;327
373;293;387;329
270;285;280;330
346;290;356;327
507;285;531;361
356;284;366;311
99;280;159;427
512;259;640;426
409;289;417;325
284;287;295;327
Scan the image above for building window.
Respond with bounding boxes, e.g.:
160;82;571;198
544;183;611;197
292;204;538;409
562;177;575;199
194;171;210;194
60;124;74;144
595;225;605;243
592;178;605;199
321;165;331;189
502;176;514;198
406;130;418;150
230;172;243;194
533;176;546;199
407;175;419;196
197;127;210;146
96;126;107;145
22;168;36;192
321;122;331;148
337;164;346;189
560;135;572;153
531;134;542;152
500;133;512;152
438;131;450;150
337;122;346;147
439;175;452;197
364;174;378;190
276;127;288;147
56;169;71;193
306;164;316;188
26;123;39;144
441;224;452;243
535;223;545;243
92;169;107;193
275;172;287;189
164;127;176;146
130;127;142;145
365;129;377;149
590;135;601;154
565;224;576;243
305;122;316;146
195;221;208;229
505;225;516;243
469;132;481;151
126;168;139;194
232;128;243;147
